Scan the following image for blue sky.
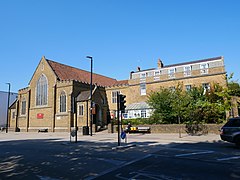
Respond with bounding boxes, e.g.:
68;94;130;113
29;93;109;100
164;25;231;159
0;0;239;92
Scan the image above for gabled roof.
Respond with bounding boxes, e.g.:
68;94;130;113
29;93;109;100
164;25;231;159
77;91;91;101
46;59;119;87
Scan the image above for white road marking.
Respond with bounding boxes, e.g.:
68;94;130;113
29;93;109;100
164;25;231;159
175;150;214;157
217;156;240;161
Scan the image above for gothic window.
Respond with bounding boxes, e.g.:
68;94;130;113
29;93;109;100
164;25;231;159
60;91;66;112
21;98;26;115
36;74;48;106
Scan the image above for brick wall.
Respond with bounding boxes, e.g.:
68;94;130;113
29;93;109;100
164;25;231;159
108;124;223;134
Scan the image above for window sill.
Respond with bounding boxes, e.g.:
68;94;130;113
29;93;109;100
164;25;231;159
56;113;68;116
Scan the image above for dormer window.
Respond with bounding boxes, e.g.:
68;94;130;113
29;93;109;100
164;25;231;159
168;68;176;78
154;70;160;76
200;63;209;74
140;73;146;78
184;66;192;76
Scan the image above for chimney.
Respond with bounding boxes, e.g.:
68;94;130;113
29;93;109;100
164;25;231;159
158;59;164;68
137;66;141;71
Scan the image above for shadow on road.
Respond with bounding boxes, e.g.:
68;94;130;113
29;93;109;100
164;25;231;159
0;136;239;179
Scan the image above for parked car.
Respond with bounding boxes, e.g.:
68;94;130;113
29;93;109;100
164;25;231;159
220;117;240;147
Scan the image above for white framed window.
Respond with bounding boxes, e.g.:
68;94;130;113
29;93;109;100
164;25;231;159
146;71;153;77
184;66;192;76
140;83;146;95
79;104;84;116
185;85;192;91
36;74;48;106
154;70;160;76
202;83;210;94
154;70;161;81
141;109;147;118
168;68;176;78
21;98;26;115
200;63;209;74
60;91;66;112
112;91;120;103
140;73;146;78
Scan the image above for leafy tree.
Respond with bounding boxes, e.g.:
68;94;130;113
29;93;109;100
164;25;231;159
147;88;175;124
148;83;230;124
228;82;240;97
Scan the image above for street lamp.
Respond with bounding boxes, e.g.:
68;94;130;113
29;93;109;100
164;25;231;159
6;83;11;133
86;56;93;136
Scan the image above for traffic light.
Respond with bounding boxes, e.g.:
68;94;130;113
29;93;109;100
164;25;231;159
119;94;126;112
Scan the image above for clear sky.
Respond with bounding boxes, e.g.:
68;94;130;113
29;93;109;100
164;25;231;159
0;0;239;92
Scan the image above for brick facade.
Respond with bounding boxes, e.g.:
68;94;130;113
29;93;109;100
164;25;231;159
9;56;231;132
106;56;227;119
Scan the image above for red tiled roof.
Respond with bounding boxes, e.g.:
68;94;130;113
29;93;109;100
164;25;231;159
46;59;119;87
111;80;129;86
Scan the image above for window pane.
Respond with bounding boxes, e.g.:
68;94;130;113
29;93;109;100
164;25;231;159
141;110;146;118
21;101;26;115
36;75;48;106
79;105;84;116
168;68;176;78
60;92;66;112
140;84;146;95
112;91;120;103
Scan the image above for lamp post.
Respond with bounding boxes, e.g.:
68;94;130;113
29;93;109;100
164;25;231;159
6;83;11;133
86;56;93;136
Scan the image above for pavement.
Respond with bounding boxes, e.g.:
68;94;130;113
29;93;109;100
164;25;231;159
0;130;221;146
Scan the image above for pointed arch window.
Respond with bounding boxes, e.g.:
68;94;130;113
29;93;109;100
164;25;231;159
21;98;26;115
60;91;67;112
36;74;48;106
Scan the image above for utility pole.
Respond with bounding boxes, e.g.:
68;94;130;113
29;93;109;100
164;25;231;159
6;83;11;133
117;92;120;146
86;56;93;136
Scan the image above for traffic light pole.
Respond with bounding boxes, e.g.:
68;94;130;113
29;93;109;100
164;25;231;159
117;92;120;146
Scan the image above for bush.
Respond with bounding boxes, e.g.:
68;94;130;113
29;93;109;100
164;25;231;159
122;118;151;125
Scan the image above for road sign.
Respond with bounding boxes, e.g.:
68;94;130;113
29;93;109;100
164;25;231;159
121;131;126;139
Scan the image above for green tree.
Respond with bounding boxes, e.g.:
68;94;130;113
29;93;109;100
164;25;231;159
148;83;230;124
147;88;175;124
228;82;240;97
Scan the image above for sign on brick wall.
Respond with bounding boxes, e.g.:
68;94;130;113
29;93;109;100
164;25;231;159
37;113;44;119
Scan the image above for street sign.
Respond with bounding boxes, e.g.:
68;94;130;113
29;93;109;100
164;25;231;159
120;131;126;139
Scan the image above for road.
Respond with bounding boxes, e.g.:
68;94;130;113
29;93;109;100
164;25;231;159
0;132;239;179
96;142;240;179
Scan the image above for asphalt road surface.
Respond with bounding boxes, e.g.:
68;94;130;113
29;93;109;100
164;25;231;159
95;142;240;179
0;134;239;180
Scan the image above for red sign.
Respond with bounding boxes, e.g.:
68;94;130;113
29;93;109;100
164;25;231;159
37;113;44;119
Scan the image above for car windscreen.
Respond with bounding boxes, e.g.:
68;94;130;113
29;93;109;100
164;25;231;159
224;118;240;127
